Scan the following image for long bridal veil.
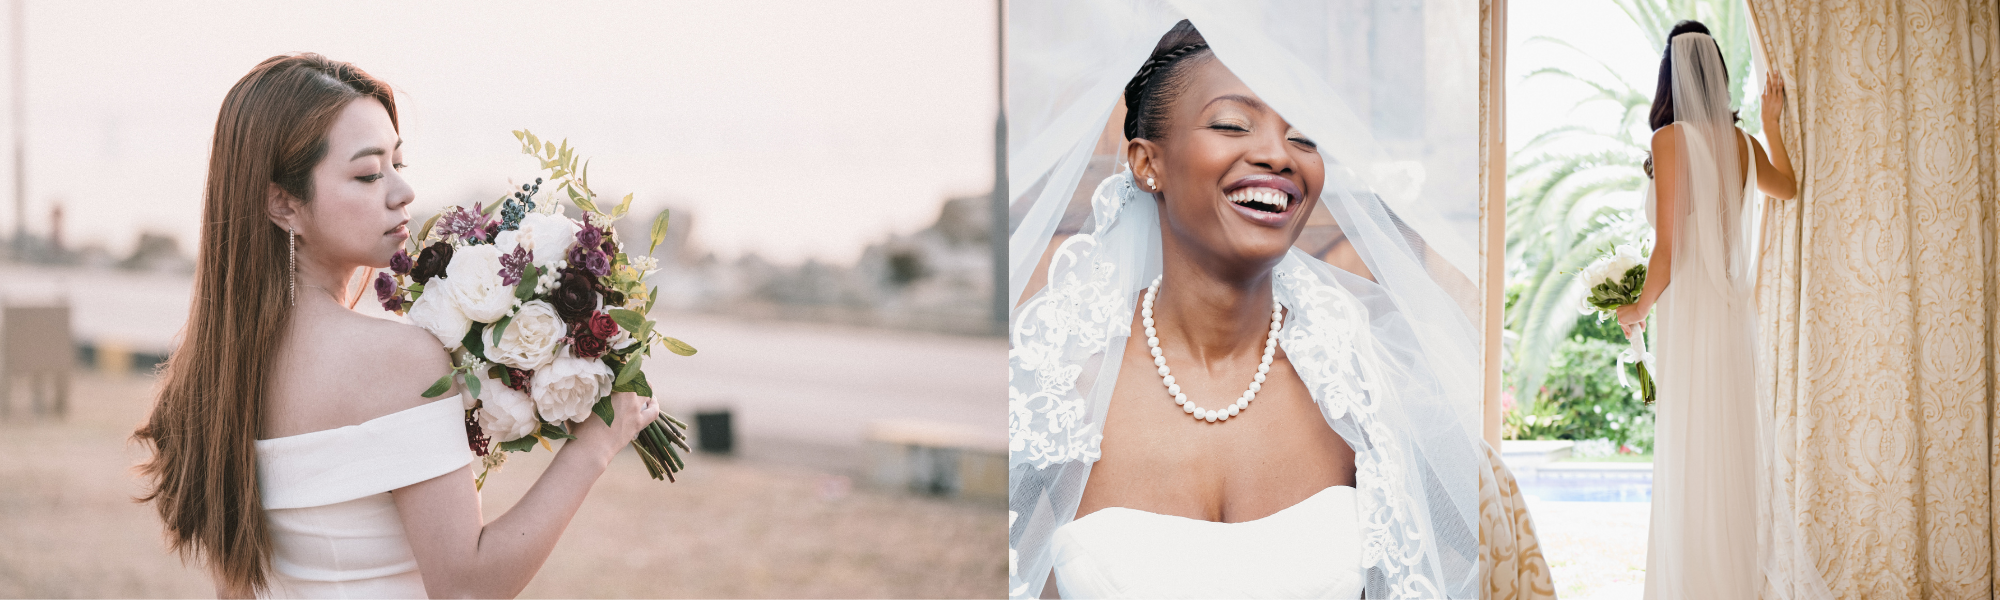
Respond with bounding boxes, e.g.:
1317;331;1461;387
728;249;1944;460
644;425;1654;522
1650;31;1831;599
1007;2;1486;598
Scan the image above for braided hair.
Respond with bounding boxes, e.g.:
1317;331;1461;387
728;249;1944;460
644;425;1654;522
1123;20;1212;141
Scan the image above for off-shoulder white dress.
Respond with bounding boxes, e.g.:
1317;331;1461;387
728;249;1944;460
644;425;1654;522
255;396;473;598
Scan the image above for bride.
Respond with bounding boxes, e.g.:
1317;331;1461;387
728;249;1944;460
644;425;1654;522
1010;15;1492;600
133;54;659;598
1616;22;1813;598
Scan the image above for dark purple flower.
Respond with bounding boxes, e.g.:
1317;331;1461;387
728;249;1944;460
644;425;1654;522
504;367;533;392
600;238;617;256
436;205;483;240
551;268;600;325
567;244;611;277
374;271;399;309
499;246;533;286
390;249;413;274
411;243;453;284
464;410;491;457
577;226;602;249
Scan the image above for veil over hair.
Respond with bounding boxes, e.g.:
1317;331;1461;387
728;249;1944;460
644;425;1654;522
1007;2;1485;598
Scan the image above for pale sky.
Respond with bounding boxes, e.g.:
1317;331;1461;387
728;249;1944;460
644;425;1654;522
11;0;999;264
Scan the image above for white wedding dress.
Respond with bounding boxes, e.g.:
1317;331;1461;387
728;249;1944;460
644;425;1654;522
255;396;474;598
1641;123;1760;599
1050;486;1364;598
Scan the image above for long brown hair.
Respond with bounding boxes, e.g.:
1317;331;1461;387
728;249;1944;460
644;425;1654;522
134;53;397;594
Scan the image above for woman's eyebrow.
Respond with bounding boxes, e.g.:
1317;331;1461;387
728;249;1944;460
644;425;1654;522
1203;94;1265;112
349;138;405;161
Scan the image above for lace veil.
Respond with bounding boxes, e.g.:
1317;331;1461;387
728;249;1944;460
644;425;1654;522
1007;2;1486;597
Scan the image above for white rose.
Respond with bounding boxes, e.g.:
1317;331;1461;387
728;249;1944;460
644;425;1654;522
407;279;470;350
509;212;580;269
489;300;563;370
531;348;613;424
474;369;540;443
444;244;515;323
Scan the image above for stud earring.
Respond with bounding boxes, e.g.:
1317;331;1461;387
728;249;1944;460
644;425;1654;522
287;227;297;306
1147;176;1157;190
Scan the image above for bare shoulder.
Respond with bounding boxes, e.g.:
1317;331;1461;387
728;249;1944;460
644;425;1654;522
1649;123;1685;153
273;307;458;431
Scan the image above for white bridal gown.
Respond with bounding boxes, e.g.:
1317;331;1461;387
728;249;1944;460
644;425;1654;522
1048;485;1365;598
255;396;474;598
1641;126;1760;598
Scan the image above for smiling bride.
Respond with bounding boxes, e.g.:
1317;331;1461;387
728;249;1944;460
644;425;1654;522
1009;13;1510;599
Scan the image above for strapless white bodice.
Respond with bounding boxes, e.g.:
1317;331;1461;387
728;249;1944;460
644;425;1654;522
1049;486;1364;599
255;396;474;599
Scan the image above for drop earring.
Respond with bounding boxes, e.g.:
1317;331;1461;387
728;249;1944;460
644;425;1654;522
1147;176;1157;190
287;227;297;306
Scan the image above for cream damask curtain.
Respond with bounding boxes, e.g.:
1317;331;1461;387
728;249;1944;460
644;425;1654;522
1747;0;1999;597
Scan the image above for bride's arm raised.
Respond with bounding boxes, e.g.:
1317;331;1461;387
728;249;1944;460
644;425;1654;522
383;328;657;599
1619;125;1682;340
1752;72;1798;201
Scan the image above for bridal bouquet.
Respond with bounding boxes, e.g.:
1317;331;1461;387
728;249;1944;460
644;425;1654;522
1578;244;1657;404
377;130;694;485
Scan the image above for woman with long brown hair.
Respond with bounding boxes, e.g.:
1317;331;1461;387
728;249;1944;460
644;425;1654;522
134;53;658;598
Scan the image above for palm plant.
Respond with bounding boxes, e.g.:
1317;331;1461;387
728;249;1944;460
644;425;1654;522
1505;0;1759;409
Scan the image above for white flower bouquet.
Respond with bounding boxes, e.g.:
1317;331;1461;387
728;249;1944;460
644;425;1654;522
377;130;695;485
1577;244;1656;404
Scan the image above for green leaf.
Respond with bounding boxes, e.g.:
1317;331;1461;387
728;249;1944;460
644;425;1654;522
463;370;482;402
514;264;539;301
593;396;616;428
420;374;453;398
632;371;653;397
608;308;645;333
648;209;670;255
461;322;487;358
646;287;659;313
538;421;575;441
615;354;645;386
569;186;598;214
416;213;442;244
498;436;539;453
662;337;697;356
489;314;514;350
612;193;633;219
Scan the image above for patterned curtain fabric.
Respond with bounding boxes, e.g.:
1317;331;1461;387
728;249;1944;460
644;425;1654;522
1746;0;1999;596
1478;441;1556;599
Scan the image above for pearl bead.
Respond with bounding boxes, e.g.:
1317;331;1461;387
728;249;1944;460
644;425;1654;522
1141;275;1281;427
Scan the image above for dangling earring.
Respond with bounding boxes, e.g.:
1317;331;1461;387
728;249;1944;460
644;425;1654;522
287;227;297;306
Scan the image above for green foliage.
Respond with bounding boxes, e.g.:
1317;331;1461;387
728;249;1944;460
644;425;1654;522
1506;0;1759;399
1585;265;1648;312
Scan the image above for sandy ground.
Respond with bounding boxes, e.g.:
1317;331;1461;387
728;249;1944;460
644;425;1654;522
1529;499;1650;599
0;374;1004;598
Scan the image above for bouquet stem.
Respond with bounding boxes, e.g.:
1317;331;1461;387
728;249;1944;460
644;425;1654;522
630;413;692;481
1622;328;1658;405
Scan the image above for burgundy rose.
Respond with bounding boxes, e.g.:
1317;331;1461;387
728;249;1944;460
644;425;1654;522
587;311;619;341
550;268;600;325
411;243;454;284
600;238;617;256
570;330;608;359
464;410;491;457
504;367;533;392
390;249;413;274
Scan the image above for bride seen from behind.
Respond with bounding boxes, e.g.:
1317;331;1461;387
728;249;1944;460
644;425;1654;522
1615;20;1818;599
134;54;659;599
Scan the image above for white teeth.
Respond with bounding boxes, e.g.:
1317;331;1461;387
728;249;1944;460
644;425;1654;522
1227;188;1289;212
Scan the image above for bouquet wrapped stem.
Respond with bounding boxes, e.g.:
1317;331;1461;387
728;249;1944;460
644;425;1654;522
1580;245;1658;405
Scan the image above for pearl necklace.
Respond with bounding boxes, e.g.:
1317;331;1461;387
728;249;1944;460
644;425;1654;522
1142;276;1283;423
